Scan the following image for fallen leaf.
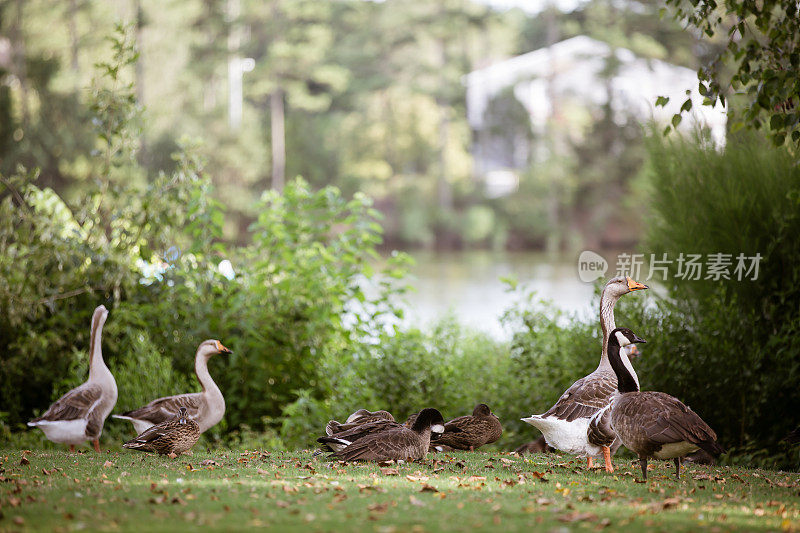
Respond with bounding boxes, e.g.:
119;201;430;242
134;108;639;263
420;484;438;493
409;495;425;507
103;460;114;468
20;457;30;466
380;468;399;476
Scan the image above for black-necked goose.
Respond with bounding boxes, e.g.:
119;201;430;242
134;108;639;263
113;340;231;434
122;407;201;457
606;327;724;480
28;306;117;452
431;403;502;451
522;276;648;472
327;408;445;462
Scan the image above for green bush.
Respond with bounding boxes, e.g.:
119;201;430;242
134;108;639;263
617;132;800;469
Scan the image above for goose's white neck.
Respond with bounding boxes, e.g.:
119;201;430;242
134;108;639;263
88;308;111;382
597;285;620;370
195;348;222;399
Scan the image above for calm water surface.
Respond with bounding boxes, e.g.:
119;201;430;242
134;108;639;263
399;250;597;338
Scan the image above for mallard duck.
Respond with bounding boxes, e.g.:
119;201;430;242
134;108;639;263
122;407;201;457
514;436;554;455
28;305;117;452
325;409;395;436
318;409;442;454
113;340;231;433
327;408;445;462
522;276;647;472
605;327;724;480
345;409;395;425
431;404;502;451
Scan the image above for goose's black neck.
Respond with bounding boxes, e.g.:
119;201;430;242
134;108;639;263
608;342;640;393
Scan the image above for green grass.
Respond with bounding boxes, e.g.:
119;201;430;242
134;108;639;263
1;448;798;532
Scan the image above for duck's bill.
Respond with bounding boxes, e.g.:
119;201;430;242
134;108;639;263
626;277;649;291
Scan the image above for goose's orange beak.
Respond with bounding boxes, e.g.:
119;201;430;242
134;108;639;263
626;277;649;291
215;341;233;354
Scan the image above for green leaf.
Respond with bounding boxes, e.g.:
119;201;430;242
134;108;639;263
671;114;682;128
655;96;670;107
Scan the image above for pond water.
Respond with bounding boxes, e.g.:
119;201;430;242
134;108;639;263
398;250;598;338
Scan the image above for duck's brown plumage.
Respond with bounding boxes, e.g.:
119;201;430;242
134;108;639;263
329;408;444;462
514;436;554;455
122;408;201;456
431;404;502;451
326;409;396;436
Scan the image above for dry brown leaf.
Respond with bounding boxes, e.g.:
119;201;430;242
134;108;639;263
103;460;114;468
420;484;438;493
557;511;598;523
380;468;399;476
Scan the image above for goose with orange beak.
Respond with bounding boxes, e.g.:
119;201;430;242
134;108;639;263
522;276;648;472
113;340;232;434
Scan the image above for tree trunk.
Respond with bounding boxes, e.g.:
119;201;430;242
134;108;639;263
270;88;286;192
68;0;80;75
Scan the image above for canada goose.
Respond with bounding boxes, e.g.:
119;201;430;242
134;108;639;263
113;340;231;433
431;404;502;451
522;276;647;472
122;407;201;457
28;306;117;452
327;408;445;462
606;327;724;480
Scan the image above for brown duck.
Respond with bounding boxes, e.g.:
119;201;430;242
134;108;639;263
431;404;502;451
326;408;444;462
605;328;724;480
325;409;395;437
122;407;201;457
318;409;442;454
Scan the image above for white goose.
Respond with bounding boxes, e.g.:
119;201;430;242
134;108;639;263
113;340;231;434
28;305;118;452
522;276;647;471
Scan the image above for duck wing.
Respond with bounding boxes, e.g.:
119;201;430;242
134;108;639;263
541;372;616;422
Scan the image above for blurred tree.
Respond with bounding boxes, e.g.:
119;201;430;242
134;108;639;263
243;0;348;191
664;0;800;150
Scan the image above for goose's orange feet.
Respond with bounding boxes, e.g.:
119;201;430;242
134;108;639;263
602;446;614;473
69;445;75;452
587;456;594;469
92;439;101;453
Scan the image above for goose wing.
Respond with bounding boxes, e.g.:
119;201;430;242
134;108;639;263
620;392;724;456
31;384;103;423
433;415;501;449
542;372;616;422
333;427;421;462
118;393;202;424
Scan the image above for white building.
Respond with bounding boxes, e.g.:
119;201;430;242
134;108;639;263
464;35;727;197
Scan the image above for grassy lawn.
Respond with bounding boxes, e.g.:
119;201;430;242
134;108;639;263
0;448;798;532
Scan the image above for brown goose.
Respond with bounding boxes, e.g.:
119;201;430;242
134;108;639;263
431;404;502;451
113;340;231;434
327;408;445;462
122;407;201;457
605;327;724;480
28;306;117;452
522;276;647;472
